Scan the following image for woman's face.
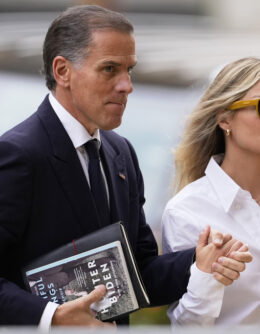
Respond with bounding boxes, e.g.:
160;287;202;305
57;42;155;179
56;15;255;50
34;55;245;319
221;80;260;156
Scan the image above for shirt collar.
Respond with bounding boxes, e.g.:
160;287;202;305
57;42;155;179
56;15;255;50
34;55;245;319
49;93;101;149
205;154;241;213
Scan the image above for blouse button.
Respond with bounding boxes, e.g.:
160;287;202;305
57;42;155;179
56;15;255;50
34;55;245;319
235;203;241;210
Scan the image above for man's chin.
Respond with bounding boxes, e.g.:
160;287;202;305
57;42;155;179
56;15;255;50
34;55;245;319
101;119;122;131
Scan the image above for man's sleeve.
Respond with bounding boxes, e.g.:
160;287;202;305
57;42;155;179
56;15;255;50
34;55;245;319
0;141;48;325
39;302;59;330
124;138;195;306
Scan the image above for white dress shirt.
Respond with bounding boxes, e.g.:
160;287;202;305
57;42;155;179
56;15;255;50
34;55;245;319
162;154;260;326
39;93;106;330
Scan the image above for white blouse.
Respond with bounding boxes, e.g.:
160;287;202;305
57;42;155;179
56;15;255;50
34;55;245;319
162;154;260;326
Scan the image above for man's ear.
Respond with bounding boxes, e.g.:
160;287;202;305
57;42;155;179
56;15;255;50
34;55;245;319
52;56;71;88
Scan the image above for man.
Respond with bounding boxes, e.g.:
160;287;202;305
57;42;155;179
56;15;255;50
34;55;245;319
0;5;251;328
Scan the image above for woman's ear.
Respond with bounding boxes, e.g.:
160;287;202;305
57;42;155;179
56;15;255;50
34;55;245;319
52;56;71;88
217;109;232;132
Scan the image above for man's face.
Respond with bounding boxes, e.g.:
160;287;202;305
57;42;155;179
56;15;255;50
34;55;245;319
65;29;136;135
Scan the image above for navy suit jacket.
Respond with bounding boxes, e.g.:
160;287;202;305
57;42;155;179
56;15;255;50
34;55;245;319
0;96;194;325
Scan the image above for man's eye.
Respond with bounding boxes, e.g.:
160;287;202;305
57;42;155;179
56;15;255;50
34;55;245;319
128;67;134;75
104;66;114;73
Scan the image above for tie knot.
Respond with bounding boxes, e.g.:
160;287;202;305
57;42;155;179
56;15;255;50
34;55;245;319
84;140;100;160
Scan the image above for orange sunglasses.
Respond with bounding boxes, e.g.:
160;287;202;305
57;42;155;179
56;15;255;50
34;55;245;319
228;99;260;117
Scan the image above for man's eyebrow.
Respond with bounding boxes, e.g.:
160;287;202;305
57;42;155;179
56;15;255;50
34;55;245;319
100;60;138;67
101;60;121;66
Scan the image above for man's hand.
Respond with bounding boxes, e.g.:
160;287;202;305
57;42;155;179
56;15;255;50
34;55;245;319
52;285;116;327
208;228;232;247
196;226;238;273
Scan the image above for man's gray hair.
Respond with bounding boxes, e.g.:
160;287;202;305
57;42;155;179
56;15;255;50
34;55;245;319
43;5;134;91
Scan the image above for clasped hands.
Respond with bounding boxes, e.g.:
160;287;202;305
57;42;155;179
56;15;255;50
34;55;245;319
51;225;252;327
196;225;253;285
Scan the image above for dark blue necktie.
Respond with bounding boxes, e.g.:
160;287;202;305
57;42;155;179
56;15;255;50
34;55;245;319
84;139;110;227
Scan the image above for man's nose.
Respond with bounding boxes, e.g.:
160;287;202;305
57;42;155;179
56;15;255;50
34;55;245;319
115;74;133;94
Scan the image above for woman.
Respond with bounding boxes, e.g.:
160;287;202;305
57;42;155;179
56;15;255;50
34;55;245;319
162;57;260;325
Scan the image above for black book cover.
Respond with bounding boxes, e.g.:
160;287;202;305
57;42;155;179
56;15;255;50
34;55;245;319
23;222;150;321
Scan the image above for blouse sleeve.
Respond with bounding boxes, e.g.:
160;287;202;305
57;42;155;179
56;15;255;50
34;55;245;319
162;206;224;326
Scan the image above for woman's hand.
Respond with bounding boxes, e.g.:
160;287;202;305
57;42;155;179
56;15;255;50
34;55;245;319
195;226;253;285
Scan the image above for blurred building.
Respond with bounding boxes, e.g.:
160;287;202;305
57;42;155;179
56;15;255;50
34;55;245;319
1;0;260;86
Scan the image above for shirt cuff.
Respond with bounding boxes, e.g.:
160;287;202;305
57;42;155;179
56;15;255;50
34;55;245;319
38;302;59;331
185;263;225;317
189;263;224;299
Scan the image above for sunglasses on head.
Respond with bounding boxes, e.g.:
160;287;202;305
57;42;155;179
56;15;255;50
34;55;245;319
228;99;260;117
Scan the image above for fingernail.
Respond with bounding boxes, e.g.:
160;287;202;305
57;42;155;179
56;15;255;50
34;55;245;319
212;263;218;270
218;257;224;263
214;238;222;244
212;272;218;278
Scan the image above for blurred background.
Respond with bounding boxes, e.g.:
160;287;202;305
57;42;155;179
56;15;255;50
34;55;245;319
1;0;260;326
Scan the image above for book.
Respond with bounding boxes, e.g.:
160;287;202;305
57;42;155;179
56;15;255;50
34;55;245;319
23;222;150;321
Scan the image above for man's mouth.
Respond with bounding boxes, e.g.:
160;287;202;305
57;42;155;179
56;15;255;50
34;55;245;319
106;99;127;108
109;102;125;107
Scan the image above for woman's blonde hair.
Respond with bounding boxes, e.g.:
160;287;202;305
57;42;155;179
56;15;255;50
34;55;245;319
174;57;260;193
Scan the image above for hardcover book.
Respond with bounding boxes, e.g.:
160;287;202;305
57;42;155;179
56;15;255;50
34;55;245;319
23;222;150;321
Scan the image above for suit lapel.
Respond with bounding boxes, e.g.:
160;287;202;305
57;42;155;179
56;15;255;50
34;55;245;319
100;133;129;229
37;96;101;234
